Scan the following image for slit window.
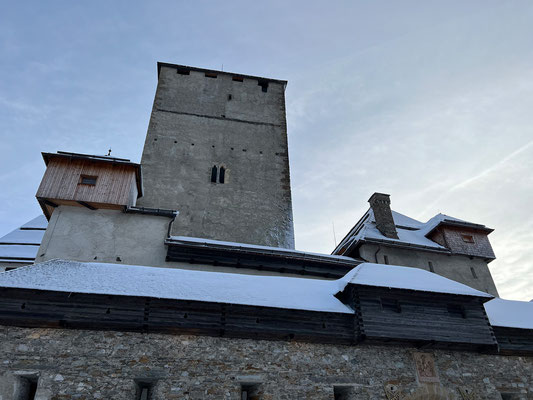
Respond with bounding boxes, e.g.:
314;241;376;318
470;267;478;279
211;166;218;183
79;175;97;186
381;298;401;313
383;255;389;265
136;381;154;400
241;383;261;400
447;304;466;318
17;376;38;400
258;80;268;92
219;167;226;183
461;234;475;243
428;261;434;272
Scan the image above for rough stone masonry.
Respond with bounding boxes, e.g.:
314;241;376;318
0;326;531;400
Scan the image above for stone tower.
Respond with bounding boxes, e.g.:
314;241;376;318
137;63;295;249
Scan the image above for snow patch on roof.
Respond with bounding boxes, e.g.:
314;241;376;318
0;260;355;314
484;298;533;329
342;263;493;298
0;215;47;263
0;244;39;259
169;236;357;262
20;215;48;230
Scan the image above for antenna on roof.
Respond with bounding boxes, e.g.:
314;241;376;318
107;148;112;156
332;221;337;247
221;64;224;71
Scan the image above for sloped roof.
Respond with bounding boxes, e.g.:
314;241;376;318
484;298;533;329
0;259;493;319
0;215;47;264
343;263;493;298
0;259;354;314
333;209;487;255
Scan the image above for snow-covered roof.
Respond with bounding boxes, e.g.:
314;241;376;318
484;298;533;329
168;236;357;263
0;215;47;263
0;258;493;318
343;263;493;298
335;209;486;254
0;260;354;314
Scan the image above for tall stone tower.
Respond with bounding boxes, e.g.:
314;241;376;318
137;63;295;249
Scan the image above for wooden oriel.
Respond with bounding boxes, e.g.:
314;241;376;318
36;152;142;219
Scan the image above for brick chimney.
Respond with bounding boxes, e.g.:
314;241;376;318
368;193;398;239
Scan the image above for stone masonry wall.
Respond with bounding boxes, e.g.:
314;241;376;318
0;326;531;399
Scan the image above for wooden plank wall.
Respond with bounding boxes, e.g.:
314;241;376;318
3;287;531;354
0;288;356;345
36;158;136;206
354;286;498;349
492;327;533;355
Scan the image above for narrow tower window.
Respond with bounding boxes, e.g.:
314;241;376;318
428;261;434;272
470;267;478;279
383;255;389;265
219;166;225;184
211;166;218;183
258;80;268;92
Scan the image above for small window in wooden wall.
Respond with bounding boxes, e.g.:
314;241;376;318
79;175;97;186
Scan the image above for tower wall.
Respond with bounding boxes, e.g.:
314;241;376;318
137;64;294;248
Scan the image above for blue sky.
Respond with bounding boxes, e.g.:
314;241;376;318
1;1;532;300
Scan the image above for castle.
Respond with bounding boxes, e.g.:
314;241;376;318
0;62;531;399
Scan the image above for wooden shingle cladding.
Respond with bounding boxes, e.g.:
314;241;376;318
427;225;496;260
346;285;498;351
36;152;142;219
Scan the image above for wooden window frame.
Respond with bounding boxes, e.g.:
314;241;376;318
79;175;98;186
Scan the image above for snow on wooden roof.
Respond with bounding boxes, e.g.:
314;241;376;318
0;215;47;263
484;298;533;329
0;258;494;318
344;263;493;298
0;260;354;314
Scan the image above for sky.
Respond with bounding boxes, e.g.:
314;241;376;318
1;1;532;301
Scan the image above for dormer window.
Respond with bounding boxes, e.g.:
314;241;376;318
79;175;97;186
461;234;475;243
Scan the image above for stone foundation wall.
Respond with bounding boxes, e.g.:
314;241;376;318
0;326;531;399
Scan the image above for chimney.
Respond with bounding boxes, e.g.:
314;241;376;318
368;193;398;239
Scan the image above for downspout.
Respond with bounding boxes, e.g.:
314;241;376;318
374;244;381;263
